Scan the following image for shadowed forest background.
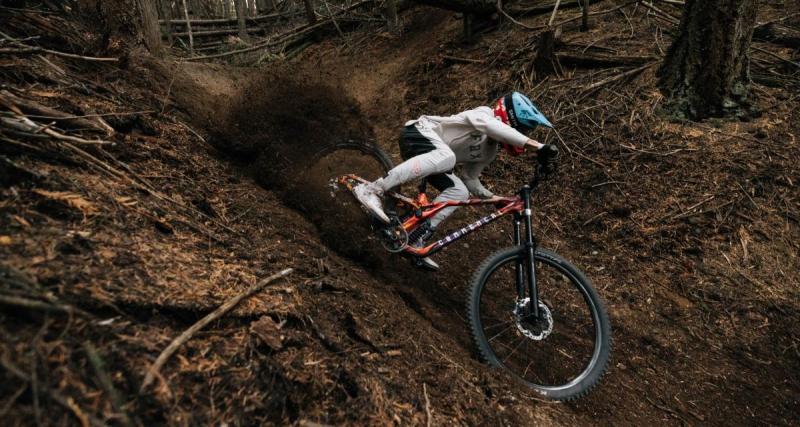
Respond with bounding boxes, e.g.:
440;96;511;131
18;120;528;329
0;0;798;425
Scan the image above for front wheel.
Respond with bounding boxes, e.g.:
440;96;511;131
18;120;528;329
467;247;611;401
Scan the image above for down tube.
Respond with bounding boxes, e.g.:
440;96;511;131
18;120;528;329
425;210;509;256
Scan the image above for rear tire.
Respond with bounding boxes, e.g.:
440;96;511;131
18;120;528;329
301;139;394;261
309;139;394;176
467;246;611;401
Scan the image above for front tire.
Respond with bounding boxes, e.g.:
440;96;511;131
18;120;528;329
467;247;611;401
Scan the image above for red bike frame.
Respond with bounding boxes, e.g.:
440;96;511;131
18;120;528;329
338;174;525;257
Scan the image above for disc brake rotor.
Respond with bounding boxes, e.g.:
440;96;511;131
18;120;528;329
379;223;409;253
513;297;553;341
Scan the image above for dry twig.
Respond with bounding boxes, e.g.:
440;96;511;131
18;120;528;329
140;268;294;391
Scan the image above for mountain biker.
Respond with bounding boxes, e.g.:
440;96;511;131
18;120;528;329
354;92;558;270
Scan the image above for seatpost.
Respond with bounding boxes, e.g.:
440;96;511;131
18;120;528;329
520;184;539;318
417;178;428;195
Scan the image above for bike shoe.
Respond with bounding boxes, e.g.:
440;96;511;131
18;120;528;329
353;182;390;224
416;256;439;271
411;225;439;271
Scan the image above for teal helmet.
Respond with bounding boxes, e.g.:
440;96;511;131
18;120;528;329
494;92;553;131
493;92;552;155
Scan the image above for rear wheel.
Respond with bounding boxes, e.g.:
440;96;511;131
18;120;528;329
309;140;394;178
301;140;394;259
467;247;611;400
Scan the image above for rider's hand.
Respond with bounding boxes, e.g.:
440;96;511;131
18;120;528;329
536;144;559;175
536;144;559;161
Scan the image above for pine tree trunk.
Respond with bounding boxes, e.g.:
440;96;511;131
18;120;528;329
385;0;398;33
77;0;163;55
657;0;758;120
181;0;194;54
223;0;230;18
158;0;173;45
415;0;495;14
136;0;163;56
579;0;589;31
234;0;247;39
302;0;317;25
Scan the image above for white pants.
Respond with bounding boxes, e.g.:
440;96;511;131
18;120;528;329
376;121;469;228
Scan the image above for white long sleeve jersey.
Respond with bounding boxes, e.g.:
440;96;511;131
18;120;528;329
406;106;529;198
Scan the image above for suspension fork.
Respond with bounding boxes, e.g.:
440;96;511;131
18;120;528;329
513;212;524;299
520;185;539;318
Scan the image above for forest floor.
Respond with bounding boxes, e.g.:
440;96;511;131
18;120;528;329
2;2;799;426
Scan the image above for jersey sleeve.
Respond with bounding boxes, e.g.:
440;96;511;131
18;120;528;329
461;161;494;199
460;107;529;148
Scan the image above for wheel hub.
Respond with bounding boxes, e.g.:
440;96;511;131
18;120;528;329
378;221;408;253
513;298;553;341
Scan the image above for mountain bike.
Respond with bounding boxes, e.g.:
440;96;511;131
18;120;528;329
336;158;611;401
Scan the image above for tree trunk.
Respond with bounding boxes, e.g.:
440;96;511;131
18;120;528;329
234;0;247;39
77;0;163;55
158;0;173;45
416;0;495;14
384;0;398;33
533;29;560;77
302;0;317;25
136;0;163;56
181;0;194;55
657;0;758;120
223;0;230;18
579;0;589;31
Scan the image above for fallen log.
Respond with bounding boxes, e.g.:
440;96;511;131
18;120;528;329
172;26;267;38
0;90;114;135
754;23;800;49
186;0;375;61
557;53;658;68
160;10;301;25
507;0;602;17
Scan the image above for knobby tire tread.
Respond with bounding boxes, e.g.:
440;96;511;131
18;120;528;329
466;246;612;401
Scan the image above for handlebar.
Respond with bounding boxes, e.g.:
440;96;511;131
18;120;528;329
530;146;559;188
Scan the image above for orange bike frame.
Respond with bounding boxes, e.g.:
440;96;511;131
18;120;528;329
338;174;525;257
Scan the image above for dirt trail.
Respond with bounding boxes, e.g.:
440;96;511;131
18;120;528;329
5;3;796;425
175;6;799;425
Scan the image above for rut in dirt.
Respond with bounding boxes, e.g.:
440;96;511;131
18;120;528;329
197;71;480;351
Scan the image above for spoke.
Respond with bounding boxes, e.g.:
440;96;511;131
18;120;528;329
487;323;515;343
483;318;515;332
502;336;527;364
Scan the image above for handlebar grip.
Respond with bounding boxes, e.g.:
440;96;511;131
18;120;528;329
536;144;559;178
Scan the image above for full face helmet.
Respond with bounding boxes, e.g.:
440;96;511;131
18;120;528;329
493;92;553;155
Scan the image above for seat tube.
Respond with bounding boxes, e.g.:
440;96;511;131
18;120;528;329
513;213;524;299
521;186;539;318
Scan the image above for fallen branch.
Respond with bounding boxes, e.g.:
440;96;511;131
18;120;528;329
83;342;134;427
423;383;432;427
0;115;112;146
0;90;114;135
752;45;800;69
140;268;294;391
580;62;656;94
499;0;636;32
160;10;301;25
441;55;484;64
0;294;86;315
0;357;108;427
186;0;374;61
548;0;563;26
558;53;657;68
0;30;117;62
640;1;680;25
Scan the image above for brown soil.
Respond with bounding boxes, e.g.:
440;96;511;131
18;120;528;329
2;3;799;426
